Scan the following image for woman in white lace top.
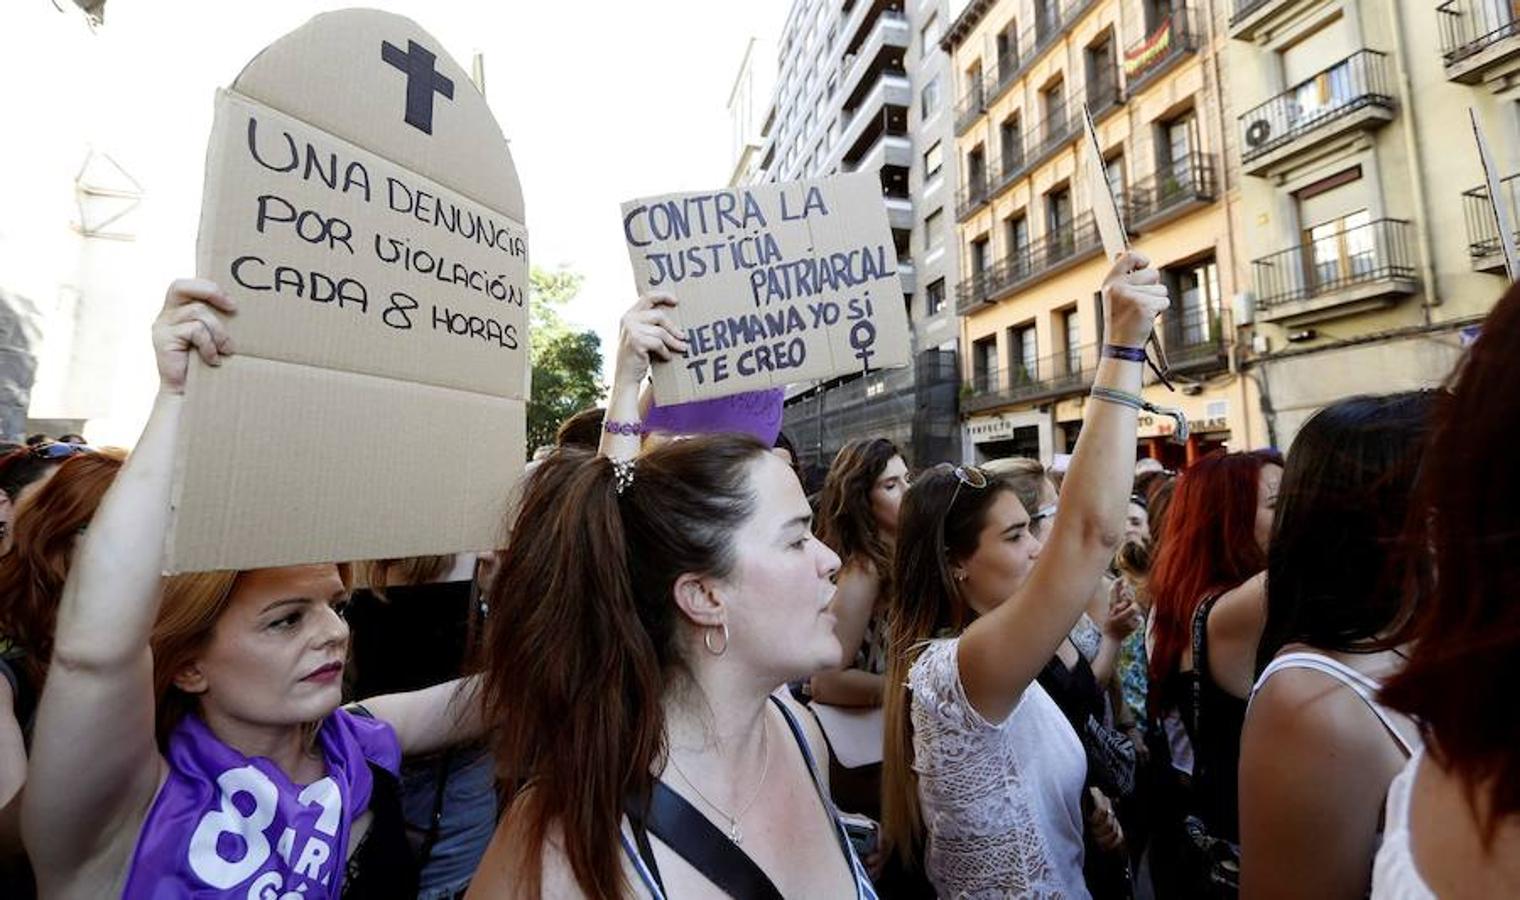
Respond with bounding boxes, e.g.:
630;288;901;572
881;252;1169;899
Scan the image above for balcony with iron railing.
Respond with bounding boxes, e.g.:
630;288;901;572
1438;0;1520;83
1127;152;1218;231
955;211;1105;313
955;81;987;135
964;343;1101;412
956;165;994;220
1026;96;1079;171
953;0;1103;134
1124;7;1200;94
1238;50;1396;178
1460;172;1520;272
1162;305;1228;373
1251;217;1420;326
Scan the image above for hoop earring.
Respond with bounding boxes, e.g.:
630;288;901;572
704;622;730;656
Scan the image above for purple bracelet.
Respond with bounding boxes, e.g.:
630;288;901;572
1102;343;1147;362
603;419;643;436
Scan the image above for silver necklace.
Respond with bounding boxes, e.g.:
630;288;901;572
665;715;771;844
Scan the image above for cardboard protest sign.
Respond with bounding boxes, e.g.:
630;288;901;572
1082;103;1128;261
1471;107;1519;282
645;388;786;444
621;172;910;403
168;10;529;572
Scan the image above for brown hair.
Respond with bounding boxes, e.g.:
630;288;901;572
479;436;772;898
881;464;1014;869
0;450;125;685
353;555;454;599
816;438;901;582
1382;283;1520;846
555;406;606;450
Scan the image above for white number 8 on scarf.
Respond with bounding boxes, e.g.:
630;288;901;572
188;765;279;888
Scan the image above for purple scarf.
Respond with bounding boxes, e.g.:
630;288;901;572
123;708;400;898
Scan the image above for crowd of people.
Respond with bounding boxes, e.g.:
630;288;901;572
0;253;1512;898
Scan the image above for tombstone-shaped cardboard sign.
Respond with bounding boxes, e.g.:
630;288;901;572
168;10;529;572
621;172;910;403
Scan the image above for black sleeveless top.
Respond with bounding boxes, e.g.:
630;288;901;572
1156;595;1246;842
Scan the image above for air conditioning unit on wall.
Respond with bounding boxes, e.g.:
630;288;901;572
1245;118;1272;149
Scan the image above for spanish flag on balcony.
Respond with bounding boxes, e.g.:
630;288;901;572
1124;18;1173;77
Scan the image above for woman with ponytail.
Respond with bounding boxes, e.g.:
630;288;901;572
469;293;878;899
881;252;1170;898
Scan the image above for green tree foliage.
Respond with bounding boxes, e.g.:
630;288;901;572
526;267;604;453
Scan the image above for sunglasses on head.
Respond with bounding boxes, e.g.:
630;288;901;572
936;463;989;512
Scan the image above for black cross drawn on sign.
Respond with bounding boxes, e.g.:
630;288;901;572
381;39;454;135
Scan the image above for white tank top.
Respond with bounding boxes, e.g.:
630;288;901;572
1250;651;1417;756
1371;750;1437;899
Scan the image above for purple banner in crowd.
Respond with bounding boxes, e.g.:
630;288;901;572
645;388;786;444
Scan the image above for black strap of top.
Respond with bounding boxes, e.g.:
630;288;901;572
623;696;846;900
625;781;784;900
1190;594;1221;746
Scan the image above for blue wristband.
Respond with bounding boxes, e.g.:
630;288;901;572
1102;343;1147;362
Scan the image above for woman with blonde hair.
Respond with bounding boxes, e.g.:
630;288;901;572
22;280;485;898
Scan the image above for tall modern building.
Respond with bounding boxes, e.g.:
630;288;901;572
945;0;1266;467
1225;0;1508;444
741;0;969;471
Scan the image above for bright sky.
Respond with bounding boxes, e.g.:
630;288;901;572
0;0;783;442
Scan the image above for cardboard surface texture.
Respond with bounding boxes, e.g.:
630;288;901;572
622;172;910;403
170;9;529;572
1082;104;1128;262
1471;108;1519;282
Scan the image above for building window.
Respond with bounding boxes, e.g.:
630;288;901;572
1061;307;1082;374
967;61;985;105
1306;209;1375;288
967;145;986;190
1085;30;1117;103
921;12;940;57
1000;113;1024;174
927;277;946;314
924;207;943;250
1041;78;1067;141
1010;324;1038;384
1046;186;1073;236
1159;111;1197;179
973;335;999;392
996;22;1019;76
922;75;942;117
1164;256;1221;347
1103;152;1126;203
971;235;991;275
1005;213;1030;274
924;141;943;179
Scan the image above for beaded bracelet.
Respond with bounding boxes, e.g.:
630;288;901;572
1089;386;1191;444
1102;344;1147;363
603;419;644;437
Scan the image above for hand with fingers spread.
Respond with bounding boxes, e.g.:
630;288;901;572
613;292;690;389
152;279;238;394
1101;250;1170;350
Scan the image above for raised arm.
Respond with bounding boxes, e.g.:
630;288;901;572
598;293;687;462
357;675;484;758
959;253;1167;722
23;281;236;871
809;563;886;707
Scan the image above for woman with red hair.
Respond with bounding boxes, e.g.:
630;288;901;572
0;448;123;893
1143;448;1281;891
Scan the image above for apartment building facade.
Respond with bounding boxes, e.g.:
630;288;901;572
946;0;1266;468
1227;0;1511;443
748;0;968;471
